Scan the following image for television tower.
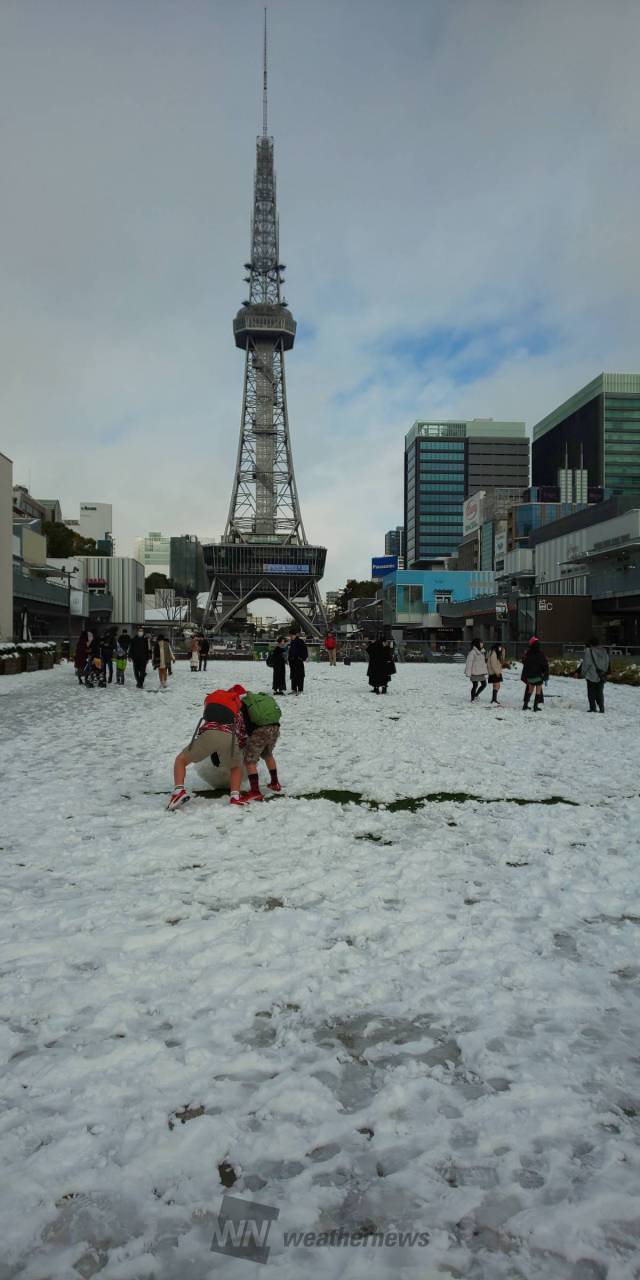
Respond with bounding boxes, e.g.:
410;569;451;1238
204;12;327;636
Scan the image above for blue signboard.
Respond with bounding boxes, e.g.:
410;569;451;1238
263;563;310;575
371;555;399;580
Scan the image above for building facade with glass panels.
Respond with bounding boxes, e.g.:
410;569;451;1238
404;419;528;569
532;373;640;495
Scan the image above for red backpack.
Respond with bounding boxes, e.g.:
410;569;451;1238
203;688;244;724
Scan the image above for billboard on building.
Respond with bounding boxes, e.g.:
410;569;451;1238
371;555;399;581
463;491;486;536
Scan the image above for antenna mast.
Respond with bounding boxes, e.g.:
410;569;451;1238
262;8;268;138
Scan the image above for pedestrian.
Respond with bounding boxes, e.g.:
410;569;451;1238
198;635;210;672
324;630;338;667
190;635;200;672
168;684;250;809
267;635;288;694
487;642;506;705
100;630;116;685
115;643;127;685
366;635;388;695
464;638;488;701
153;633;175;690
118;630;131;656
288;630;308;694
579;635;610;713
521;637;549;711
241;690;284;800
74;630;89;684
381;639;396;694
129;627;151;689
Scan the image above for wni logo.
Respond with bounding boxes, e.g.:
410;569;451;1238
211;1195;279;1265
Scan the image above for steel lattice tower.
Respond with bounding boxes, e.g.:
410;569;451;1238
204;15;327;637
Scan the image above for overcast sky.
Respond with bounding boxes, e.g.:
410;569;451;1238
2;0;640;590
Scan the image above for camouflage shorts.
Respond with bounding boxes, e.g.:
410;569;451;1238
244;723;280;766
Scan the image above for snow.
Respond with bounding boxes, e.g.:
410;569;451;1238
1;660;639;1280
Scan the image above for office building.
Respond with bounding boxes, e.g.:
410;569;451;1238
48;555;144;628
532;373;640;495
134;532;171;579
381;567;495;631
169;535;208;593
384;527;405;561
405;420;528;569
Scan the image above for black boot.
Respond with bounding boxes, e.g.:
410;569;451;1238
523;692;531;710
533;692;543;712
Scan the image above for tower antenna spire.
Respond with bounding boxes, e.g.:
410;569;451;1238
262;7;268;138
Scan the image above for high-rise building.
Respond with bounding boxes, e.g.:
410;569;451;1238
1;452;13;640
169;535;207;593
384;527;405;559
532;373;640;495
134;532;171;578
404;420;528;569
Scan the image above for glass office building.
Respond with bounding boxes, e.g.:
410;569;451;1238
532;373;640;495
405;419;528;569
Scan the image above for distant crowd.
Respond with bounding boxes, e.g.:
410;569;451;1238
464;635;611;713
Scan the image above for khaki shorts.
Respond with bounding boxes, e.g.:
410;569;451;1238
244;724;280;766
182;728;243;769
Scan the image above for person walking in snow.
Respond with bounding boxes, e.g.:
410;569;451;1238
366;636;387;694
579;635;610;713
198;635;210;672
115;643;127;685
74;630;89;684
100;630;116;685
267;635;288;694
288;631;308;694
465;638;488;701
190;635;200;672
487;642;507;705
129;627;151;689
324;630;338;667
521;637;549;711
168;684;250;809
153;634;175;690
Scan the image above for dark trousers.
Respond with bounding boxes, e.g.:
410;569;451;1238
102;657;113;683
471;679;487;700
199;655;208;671
289;657;305;692
133;661;147;688
587;680;605;712
272;666;286;693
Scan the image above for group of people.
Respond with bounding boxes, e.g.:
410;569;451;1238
464;635;611;712
189;635;211;672
168;683;283;810
266;632;309;695
73;628;177;690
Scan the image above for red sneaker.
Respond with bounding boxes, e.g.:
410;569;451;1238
246;790;265;801
267;781;283;793
229;793;251;806
167;787;190;811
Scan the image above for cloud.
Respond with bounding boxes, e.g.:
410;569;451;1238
2;0;640;590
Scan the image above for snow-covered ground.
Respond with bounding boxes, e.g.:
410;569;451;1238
1;660;639;1280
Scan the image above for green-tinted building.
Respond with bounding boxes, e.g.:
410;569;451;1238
532;373;640;495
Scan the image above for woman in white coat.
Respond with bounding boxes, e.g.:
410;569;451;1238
464;638;488;702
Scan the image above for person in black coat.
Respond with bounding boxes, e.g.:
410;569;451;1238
521;638;549;711
269;636;288;695
288;631;308;694
118;630;131;656
100;630;116;685
198;635;210;672
129;628;152;689
367;636;391;694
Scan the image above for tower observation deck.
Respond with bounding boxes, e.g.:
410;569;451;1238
203;21;327;637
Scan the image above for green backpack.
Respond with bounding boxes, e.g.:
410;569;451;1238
242;691;282;728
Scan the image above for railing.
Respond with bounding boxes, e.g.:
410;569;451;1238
13;568;68;606
589;567;640;599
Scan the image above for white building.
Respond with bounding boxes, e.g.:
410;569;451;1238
0;451;13;640
47;556;145;627
134;532;171;578
63;502;113;545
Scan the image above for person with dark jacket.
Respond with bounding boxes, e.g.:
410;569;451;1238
100;630;116;685
268;636;288;695
118;630;131;656
288;631;308;694
198;636;210;672
367;636;391;694
74;631;89;684
521;637;549;711
580;636;610;713
129;628;151;689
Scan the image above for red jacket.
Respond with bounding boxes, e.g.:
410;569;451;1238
324;634;337;650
